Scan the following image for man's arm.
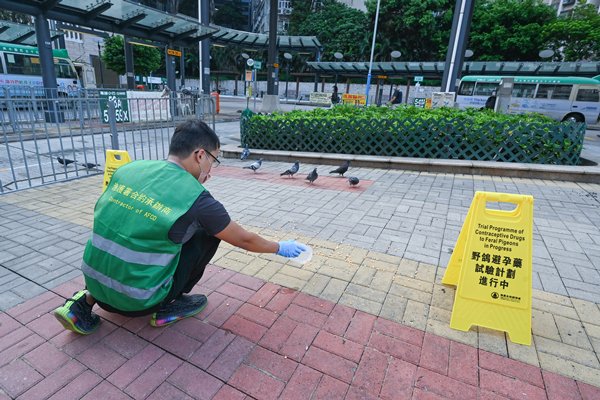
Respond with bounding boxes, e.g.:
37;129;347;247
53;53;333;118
215;220;279;253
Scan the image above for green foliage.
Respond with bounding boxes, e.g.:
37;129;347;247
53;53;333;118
366;0;454;61
469;0;556;61
102;35;161;77
0;11;31;24
542;2;600;61
241;106;584;165
289;0;368;61
213;0;248;30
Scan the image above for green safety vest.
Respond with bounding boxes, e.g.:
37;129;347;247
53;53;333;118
83;160;204;312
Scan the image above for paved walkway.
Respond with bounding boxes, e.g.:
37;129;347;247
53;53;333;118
1;267;599;399
0;155;599;398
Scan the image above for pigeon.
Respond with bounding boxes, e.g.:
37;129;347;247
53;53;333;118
57;156;75;166
243;158;263;172
329;160;350;177
240;146;250;161
348;176;360;187
306;168;318;184
280;161;300;178
81;162;100;169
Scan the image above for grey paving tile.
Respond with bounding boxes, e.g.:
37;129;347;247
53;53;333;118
539;273;569;296
0;290;23;311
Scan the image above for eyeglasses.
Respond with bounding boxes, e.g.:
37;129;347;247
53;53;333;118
196;149;221;168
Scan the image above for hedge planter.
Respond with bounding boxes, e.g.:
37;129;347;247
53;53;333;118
240;106;586;165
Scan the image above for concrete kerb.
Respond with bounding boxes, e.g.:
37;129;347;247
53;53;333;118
221;144;600;183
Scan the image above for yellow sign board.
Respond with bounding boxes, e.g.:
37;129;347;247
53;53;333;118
102;150;131;192
341;93;366;105
442;191;534;345
167;48;182;57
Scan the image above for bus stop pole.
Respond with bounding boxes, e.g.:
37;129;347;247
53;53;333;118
108;100;119;150
124;37;135;90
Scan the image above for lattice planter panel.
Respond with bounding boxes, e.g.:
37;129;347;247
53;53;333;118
240;111;585;165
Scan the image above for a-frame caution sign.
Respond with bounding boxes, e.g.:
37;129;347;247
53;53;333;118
442;191;534;345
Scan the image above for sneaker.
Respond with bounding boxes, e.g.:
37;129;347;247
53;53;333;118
53;290;100;335
150;294;208;327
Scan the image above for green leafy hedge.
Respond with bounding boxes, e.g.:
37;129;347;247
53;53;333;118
240;105;586;165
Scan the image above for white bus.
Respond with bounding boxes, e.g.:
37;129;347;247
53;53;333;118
0;42;80;97
457;75;600;124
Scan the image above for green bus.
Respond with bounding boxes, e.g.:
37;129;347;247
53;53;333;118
0;42;80;97
457;75;600;123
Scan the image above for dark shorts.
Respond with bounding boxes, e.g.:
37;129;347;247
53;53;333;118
95;230;220;317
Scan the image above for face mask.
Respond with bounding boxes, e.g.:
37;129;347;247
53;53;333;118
198;162;210;184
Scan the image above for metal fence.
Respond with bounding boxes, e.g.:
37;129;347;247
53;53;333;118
0;89;216;194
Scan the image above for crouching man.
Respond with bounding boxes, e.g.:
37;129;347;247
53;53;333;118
54;119;307;334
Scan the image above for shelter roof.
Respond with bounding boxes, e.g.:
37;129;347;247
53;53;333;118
1;0;217;47
0;19;63;45
307;61;600;78
209;25;321;52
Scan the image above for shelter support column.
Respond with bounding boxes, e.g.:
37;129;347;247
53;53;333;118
262;0;281;112
34;13;61;122
441;0;475;93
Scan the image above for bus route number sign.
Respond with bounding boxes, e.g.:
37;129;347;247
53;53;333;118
100;90;130;123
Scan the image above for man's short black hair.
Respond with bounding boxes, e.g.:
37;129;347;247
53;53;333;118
168;119;220;158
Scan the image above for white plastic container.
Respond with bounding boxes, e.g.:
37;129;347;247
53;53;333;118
290;245;313;265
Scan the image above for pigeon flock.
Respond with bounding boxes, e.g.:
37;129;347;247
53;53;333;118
57;157;100;169
241;148;360;187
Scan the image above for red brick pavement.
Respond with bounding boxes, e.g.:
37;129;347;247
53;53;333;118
0;265;598;399
212;166;373;192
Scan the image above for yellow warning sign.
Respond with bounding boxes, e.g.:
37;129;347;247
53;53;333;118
442;191;534;345
167;48;182;57
102;150;131;192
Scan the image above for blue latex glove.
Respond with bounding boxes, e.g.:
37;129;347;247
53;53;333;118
276;240;308;258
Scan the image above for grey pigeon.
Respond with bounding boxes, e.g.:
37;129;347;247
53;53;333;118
57;156;75;166
329;160;350;176
243;158;263;172
240;146;250;161
280;161;300;178
81;162;100;169
348;176;360;187
306;168;318;184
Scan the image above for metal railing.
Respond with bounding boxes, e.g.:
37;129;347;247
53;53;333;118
0;89;216;194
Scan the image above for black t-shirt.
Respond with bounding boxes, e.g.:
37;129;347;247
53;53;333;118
168;190;231;244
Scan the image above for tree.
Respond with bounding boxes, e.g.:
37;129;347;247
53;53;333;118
0;11;32;24
288;0;313;34
542;2;600;61
366;0;454;61
102;35;161;77
469;0;556;61
213;0;248;30
289;0;368;61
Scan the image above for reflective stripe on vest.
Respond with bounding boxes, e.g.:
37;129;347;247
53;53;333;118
91;232;175;267
82;262;172;300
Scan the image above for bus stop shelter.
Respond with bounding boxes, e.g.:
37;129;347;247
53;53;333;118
2;0;217;120
307;60;600;82
307;60;600;104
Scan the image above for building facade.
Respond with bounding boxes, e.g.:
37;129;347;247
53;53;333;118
545;0;600;15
